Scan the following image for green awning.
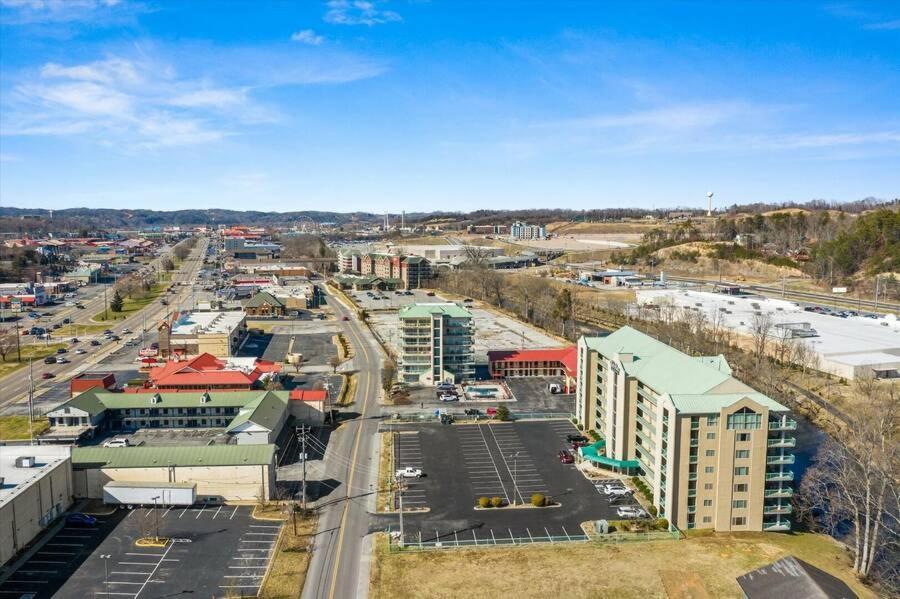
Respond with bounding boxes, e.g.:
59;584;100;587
579;440;639;469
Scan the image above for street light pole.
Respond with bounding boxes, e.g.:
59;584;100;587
512;451;520;506
101;554;111;598
152;495;160;541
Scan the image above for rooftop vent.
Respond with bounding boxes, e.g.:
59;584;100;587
15;456;36;468
151;393;162;404
201;391;211;403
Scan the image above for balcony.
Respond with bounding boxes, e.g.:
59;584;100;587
764;487;794;499
636;413;656;434
635;427;654;447
768;417;798;431
767;437;796;448
764;504;793;516
766;454;795;466
763;519;792;532
765;470;794;482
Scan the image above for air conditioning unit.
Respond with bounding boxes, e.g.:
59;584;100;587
15;456;36;468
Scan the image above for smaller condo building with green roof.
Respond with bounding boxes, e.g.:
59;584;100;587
398;303;475;385
575;326;795;533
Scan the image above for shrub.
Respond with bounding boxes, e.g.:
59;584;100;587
656;518;670;531
495;405;511;421
531;493;546;507
491;496;504;508
648;505;658;517
478;497;490;508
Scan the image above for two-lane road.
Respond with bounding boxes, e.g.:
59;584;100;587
303;286;383;599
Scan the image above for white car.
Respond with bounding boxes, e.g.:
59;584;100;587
75;348;87;354
616;506;646;518
65;301;76;307
438;394;457;402
103;438;130;448
604;486;633;497
395;467;423;479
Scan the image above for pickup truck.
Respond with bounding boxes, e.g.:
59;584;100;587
395;466;423;479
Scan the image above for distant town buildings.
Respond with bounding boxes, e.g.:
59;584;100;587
337;250;432;289
398;303;475;385
157;311;248;359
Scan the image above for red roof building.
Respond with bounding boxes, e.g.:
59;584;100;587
488;346;578;382
70;372;117;397
138;353;282;391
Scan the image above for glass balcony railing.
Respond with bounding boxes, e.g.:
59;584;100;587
764;487;794;498
767;437;796;448
765;470;794;482
768;417;798;431
764;504;793;516
763;519;792;531
766;454;795;465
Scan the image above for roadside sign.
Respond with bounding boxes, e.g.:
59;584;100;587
832;287;848;294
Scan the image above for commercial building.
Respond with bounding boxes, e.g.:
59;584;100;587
223;237;281;260
143;353;281;391
47;389;324;442
71;444;276;502
488;346;577;388
397;244;502;262
242;291;286;317
575;326;795;532
338;251;431;289
157;310;248;359
509;221;547;240
70;372;117;397
1;446;74;564
0;282;47;309
398;303;475;385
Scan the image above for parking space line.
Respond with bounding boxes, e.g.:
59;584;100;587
28;560;66;564
111;572;153;576
36;551;74;556
125;552;164;557
228;566;268;569
178;507;189;518
213;505;223;519
195;505;206;519
119;562;159;566
15;570;58;575
230;505;239;519
45;543;83;547
232;557;269;560
246;532;279;536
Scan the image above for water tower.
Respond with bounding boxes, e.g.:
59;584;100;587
706;191;714;217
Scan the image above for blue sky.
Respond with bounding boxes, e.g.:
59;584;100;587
1;0;898;213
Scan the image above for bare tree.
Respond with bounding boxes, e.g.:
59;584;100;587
798;382;899;585
329;355;342;374
0;328;16;362
381;359;397;393
749;312;773;364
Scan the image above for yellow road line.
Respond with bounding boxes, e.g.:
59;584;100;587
327;309;375;599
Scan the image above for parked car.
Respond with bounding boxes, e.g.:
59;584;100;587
463;298;473;303
342;316;350;321
65;301;76;307
43;356;57;364
76;304;85;309
426;292;436;297
70;337;79;343
41;372;54;379
395;466;423;479
65;513;97;527
559;450;574;464
616;506;646;519
566;434;589;444
571;439;589;450
75;348;87;354
464;408;482;416
103;329;113;335
103;438;130;448
122;328;132;334
604;486;633;497
62;317;71;324
438;394;458;402
56;348;67;354
436;382;455;391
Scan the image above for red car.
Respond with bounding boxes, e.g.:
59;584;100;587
41;372;55;379
571;440;588;450
342;316;349;321
559;450;574;464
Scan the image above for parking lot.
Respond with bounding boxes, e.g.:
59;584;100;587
386;377;575;416
348;288;437;311
378;420;643;544
0;505;280;598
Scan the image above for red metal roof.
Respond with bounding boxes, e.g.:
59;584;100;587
487;346;578;375
289;389;327;402
147;353;282;388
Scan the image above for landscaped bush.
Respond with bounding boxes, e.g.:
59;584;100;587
655;518;670;531
490;496;504;508
495;405;511;421
648;505;658;517
478;497;490;508
531;493;546;507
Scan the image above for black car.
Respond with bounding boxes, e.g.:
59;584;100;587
566;434;589;444
90;339;102;346
56;348;67;354
464;408;482;416
62;317;71;324
43;356;57;364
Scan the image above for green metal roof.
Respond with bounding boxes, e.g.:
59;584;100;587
667;392;789;414
225;391;287;432
72;444;276;468
54;390;291;416
579;442;639;469
398;303;473;319
242;291;285;308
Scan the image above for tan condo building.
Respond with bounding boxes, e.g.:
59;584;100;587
575;326;795;532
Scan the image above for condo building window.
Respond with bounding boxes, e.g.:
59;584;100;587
737;432;751;442
732;500;748;509
703;516;712;523
734;467;749;476
732;517;747;526
704;483;714;490
690;417;700;430
727;408;761;430
735;450;750;459
703;499;713;507
706;432;716;440
734;483;748;492
706;415;719;426
705;449;715;457
704;466;714;473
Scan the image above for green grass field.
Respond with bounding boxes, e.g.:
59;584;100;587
91;281;169;323
0;342;69;379
0;415;50;440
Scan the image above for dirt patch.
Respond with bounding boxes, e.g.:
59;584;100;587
659;570;711;599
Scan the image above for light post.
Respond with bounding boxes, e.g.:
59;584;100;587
512;451;520;506
100;554;111;597
151;495;160;541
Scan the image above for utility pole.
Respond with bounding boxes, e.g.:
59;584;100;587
297;425;309;514
874;275;880;311
396;476;405;548
152;496;160;541
101;554;111;599
781;276;785;299
28;358;35;444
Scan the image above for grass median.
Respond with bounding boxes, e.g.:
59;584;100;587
254;504;318;599
369;530;876;599
0;415;50;440
0;342;69;379
91;282;169;324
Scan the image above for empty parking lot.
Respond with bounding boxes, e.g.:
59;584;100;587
376;420;641;545
0;505;281;598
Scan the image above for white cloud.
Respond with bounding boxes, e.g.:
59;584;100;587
167;87;248;108
546;102;769;132
291;28;324;45
864;19;900;30
324;0;401;26
0;0;128;25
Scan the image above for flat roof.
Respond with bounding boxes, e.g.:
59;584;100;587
72;444;276;469
0;445;71;508
399;302;473;319
171;311;245;336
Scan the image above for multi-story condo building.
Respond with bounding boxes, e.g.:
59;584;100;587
575;326;795;532
338;250;362;273
337;250;430;288
509;221;547;240
398;303;475;385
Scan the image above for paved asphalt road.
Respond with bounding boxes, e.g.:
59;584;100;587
302;286;383;599
0;237;209;415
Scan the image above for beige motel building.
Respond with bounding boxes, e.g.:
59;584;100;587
575;326;795;532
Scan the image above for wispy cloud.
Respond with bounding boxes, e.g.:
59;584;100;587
324;0;401;26
554;102;762;131
864;19;900;30
291;28;324;45
0;0;131;25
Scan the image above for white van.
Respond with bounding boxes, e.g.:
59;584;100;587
103;438;130;448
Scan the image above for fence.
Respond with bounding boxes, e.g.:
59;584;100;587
386;525;679;552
